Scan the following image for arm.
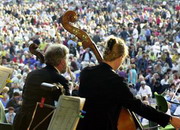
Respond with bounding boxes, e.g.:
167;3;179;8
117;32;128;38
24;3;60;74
147;86;152;98
129;70;132;82
114;76;170;127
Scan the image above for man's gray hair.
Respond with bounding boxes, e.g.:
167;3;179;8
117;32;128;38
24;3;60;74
45;44;69;66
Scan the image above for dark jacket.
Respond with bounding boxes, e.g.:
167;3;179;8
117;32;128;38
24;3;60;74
77;62;170;130
13;65;69;130
6;97;21;113
137;57;148;73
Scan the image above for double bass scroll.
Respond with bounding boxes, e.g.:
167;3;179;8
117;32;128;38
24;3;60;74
29;43;45;63
60;10;103;63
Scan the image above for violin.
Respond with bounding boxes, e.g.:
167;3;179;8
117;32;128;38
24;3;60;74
60;10;143;130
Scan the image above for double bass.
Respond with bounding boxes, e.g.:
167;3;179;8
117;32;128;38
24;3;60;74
60;10;143;130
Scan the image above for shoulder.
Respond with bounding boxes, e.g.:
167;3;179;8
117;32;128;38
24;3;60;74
80;63;112;76
145;85;151;89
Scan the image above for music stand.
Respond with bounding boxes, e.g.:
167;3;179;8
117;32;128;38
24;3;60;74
27;102;56;130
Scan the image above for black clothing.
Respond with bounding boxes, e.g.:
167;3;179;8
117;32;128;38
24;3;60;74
165;57;173;68
81;51;92;62
77;62;170;130
70;61;79;72
13;65;69;130
9;45;15;55
120;30;129;41
6;98;21;113
92;35;101;44
69;45;77;57
72;90;79;96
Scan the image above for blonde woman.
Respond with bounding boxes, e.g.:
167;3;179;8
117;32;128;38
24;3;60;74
77;36;180;130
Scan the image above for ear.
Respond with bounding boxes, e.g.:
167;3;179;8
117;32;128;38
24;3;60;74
58;60;64;68
56;60;63;70
117;56;123;62
61;59;66;66
118;56;125;65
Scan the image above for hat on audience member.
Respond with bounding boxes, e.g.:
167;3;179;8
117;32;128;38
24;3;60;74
8;107;15;111
141;81;146;85
1;87;9;93
155;42;159;45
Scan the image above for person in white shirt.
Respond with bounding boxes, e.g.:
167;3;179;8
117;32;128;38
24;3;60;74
137;81;152;99
161;42;170;52
131;26;139;50
132;27;139;42
151;42;161;56
160;74;170;86
174;106;180;116
174;96;180;116
5;107;16;124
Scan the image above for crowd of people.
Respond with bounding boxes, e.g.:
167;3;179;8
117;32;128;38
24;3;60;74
0;0;180;128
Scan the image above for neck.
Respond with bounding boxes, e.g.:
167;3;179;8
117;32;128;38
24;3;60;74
105;61;115;70
104;57;123;71
104;59;119;71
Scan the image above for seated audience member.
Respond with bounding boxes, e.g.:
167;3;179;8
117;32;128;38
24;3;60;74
137;81;152;99
5;107;16;124
6;92;21;113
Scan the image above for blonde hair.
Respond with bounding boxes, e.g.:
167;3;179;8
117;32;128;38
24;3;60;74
131;64;136;69
103;36;128;61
